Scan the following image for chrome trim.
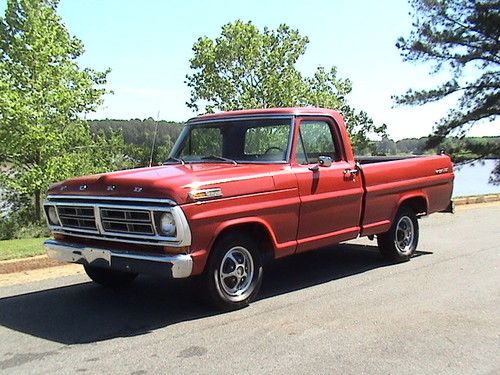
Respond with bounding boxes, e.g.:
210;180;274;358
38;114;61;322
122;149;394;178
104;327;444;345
50;202;99;233
100;208;151;222
59;211;94;219
44;197;192;247
44;239;193;278
54;226;99;235
43;204;63;227
151;212;160;236
187;114;294;124
184;174;273;189
101;220;154;234
50;230;182;247
94;204;105;233
46;195;177;206
49;202;171;211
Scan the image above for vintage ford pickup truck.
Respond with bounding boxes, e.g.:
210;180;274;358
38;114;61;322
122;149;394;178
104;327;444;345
44;108;454;309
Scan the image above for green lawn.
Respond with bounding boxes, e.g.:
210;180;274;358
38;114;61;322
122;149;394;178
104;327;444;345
0;237;49;261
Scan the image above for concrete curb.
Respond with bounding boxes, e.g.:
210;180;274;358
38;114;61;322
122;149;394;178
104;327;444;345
453;193;500;205
0;194;499;276
0;254;64;274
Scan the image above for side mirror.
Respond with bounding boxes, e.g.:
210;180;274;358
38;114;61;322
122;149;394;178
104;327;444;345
308;155;332;171
318;156;332;167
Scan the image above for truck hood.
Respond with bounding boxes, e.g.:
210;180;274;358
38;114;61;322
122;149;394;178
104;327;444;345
48;163;287;204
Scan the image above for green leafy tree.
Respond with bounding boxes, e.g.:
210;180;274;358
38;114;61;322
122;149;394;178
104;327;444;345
186;20;386;152
0;0;125;221
395;0;499;180
89;119;182;166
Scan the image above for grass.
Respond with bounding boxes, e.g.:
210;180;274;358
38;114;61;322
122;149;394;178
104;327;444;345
0;237;49;261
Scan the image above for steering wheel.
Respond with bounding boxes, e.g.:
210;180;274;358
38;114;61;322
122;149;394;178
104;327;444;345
263;146;285;154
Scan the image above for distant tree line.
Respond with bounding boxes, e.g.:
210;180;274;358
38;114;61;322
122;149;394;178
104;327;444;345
373;135;500;159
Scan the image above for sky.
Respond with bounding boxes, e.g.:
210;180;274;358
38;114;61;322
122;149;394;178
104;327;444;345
1;0;499;140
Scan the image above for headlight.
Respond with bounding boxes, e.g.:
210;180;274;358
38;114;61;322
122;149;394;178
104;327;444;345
159;212;176;236
47;206;60;226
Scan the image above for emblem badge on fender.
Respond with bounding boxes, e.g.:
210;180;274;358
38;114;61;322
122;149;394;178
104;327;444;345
107;185;116;191
133;187;143;192
79;185;87;191
435;168;449;174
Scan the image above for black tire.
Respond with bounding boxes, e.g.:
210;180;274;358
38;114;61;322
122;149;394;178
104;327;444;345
84;265;138;287
202;232;263;310
377;206;419;262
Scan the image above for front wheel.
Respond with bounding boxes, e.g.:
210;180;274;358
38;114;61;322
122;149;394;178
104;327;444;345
377;206;419;262
203;233;263;310
84;265;138;287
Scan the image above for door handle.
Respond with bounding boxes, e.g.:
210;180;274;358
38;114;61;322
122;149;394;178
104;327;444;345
343;168;358;175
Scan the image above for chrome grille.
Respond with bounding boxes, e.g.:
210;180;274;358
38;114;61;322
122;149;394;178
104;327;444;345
100;208;155;235
44;195;192;247
57;206;97;231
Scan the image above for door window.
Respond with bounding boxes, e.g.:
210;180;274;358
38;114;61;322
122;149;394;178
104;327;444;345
298;121;338;164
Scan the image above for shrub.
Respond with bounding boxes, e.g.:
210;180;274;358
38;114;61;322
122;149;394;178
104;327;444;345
14;222;50;239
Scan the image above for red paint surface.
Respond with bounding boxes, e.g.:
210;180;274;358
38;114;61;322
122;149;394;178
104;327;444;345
48;108;454;276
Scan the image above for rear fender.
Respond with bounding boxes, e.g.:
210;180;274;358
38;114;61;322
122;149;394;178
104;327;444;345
394;193;429;221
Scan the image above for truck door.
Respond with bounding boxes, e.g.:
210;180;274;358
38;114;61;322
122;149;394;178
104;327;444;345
292;118;363;253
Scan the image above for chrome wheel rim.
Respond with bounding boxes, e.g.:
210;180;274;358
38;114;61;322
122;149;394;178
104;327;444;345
218;246;254;298
394;216;414;254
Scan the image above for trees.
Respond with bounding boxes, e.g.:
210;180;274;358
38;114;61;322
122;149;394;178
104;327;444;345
0;0;126;221
186;20;386;152
89;119;184;166
395;0;499;153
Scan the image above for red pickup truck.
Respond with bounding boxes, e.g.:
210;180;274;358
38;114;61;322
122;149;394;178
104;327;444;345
44;108;454;309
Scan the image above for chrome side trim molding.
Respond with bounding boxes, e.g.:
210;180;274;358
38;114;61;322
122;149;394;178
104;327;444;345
44;239;193;278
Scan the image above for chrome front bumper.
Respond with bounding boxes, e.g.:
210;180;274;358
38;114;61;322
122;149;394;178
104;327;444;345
44;239;193;278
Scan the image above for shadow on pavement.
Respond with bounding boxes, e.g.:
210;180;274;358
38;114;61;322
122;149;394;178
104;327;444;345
0;243;432;344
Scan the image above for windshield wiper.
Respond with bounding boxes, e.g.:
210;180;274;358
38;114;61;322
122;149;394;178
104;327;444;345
201;155;238;165
163;157;186;165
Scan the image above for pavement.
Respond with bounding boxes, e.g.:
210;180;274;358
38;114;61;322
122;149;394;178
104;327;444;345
0;202;498;374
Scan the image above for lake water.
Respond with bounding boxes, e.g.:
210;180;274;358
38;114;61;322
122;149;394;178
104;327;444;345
452;159;499;197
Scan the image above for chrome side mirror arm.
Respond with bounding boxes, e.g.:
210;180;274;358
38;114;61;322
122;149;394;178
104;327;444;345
308;155;332;171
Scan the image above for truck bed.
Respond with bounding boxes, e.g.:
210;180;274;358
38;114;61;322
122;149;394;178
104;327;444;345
357;154;454;236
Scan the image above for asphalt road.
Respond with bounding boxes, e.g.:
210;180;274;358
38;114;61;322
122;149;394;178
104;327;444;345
0;203;498;375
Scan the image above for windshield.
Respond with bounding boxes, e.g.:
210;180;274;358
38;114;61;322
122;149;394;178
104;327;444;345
169;117;293;164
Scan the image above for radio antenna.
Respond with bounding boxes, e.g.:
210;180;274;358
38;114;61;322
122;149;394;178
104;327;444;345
148;111;160;167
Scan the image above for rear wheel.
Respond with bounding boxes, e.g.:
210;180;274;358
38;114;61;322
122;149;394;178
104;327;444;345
203;233;263;310
377;206;419;262
84;265;138;287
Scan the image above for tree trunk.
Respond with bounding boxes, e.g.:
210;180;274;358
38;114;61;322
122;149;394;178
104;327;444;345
34;190;41;222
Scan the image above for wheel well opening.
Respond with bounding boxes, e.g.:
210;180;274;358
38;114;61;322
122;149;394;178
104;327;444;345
215;223;275;264
401;197;427;216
